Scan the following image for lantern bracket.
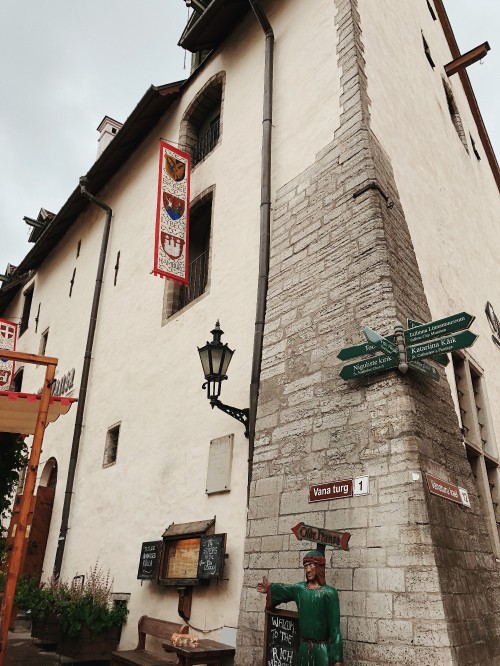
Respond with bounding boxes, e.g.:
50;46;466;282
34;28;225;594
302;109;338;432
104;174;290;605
206;393;249;438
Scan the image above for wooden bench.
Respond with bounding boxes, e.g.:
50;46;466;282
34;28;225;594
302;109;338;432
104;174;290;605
111;615;188;666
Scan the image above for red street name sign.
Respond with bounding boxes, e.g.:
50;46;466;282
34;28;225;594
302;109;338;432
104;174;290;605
425;473;462;505
309;479;353;503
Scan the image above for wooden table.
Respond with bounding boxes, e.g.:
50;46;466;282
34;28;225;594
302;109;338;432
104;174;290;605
163;638;235;665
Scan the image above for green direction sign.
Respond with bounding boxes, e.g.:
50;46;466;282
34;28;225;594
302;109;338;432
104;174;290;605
407;319;449;366
337;335;395;361
408;359;440;382
404;312;474;345
340;354;398;380
407;330;478;361
363;327;399;359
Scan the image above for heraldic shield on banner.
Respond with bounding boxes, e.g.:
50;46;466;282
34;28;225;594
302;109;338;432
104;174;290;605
0;319;18;390
153;141;190;284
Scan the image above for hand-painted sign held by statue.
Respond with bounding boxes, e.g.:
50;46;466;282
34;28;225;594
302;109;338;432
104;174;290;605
257;545;344;666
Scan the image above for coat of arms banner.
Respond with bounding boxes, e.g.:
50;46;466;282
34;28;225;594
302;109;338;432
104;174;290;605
0;319;17;390
153;141;190;284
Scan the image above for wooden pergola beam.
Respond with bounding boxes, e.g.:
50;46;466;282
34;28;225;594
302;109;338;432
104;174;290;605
445;42;490;77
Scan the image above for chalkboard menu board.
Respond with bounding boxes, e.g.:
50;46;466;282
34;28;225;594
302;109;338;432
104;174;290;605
197;533;226;579
137;541;162;580
263;609;299;666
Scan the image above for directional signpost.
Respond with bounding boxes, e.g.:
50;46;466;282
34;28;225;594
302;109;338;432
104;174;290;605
338;311;477;383
404;312;475;345
407;330;477;361
291;522;351;551
339;354;398;380
363;327;399;359
407;319;449;366
337;335;396;361
407;358;440;382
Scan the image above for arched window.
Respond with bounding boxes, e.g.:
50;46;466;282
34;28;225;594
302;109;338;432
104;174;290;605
40;458;58;488
180;72;225;166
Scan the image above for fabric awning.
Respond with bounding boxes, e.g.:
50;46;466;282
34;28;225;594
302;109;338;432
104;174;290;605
0;391;77;434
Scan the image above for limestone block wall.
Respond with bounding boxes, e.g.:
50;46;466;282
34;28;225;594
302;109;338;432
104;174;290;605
236;0;500;664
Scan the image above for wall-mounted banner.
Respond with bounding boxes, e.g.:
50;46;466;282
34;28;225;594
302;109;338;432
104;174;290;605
0;319;18;390
153;141;190;284
425;473;470;507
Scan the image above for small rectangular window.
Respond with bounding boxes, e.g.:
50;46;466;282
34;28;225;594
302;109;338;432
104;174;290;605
103;423;120;467
39;328;49;356
19;285;34;335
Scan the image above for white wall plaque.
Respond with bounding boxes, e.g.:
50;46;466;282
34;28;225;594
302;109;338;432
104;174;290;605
206;434;233;495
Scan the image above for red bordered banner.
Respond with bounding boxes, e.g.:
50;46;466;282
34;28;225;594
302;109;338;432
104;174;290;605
0;318;18;390
153;141;190;284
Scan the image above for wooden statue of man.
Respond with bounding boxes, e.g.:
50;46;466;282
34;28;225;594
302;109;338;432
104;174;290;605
257;549;344;666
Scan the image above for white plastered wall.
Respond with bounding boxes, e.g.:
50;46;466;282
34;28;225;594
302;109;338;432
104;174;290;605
359;0;500;442
3;0;342;649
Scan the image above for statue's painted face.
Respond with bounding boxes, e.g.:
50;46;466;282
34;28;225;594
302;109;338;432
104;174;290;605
304;562;318;582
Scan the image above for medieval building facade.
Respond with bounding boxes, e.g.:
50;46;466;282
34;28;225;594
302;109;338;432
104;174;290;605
2;1;500;664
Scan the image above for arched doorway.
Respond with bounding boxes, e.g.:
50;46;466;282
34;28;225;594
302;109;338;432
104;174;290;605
23;458;58;579
7;458;58;581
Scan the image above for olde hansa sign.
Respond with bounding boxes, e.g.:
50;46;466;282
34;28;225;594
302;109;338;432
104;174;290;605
153;141;191;284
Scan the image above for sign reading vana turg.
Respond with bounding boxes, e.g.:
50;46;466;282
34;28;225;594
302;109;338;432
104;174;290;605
309;479;353;502
153;141;190;284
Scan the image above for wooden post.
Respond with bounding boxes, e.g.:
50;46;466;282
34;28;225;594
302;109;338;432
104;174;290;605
0;350;58;666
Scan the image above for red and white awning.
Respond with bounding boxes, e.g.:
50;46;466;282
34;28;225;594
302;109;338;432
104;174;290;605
0;391;77;435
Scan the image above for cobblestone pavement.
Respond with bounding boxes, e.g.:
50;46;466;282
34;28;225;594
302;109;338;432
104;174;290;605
5;629;95;665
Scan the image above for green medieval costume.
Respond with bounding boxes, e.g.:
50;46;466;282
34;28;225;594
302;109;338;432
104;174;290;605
267;576;343;665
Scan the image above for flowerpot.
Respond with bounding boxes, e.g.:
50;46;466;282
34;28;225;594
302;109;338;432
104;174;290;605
31;611;60;644
58;624;120;661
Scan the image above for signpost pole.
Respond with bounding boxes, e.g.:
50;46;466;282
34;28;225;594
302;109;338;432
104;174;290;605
0;353;57;666
394;321;408;374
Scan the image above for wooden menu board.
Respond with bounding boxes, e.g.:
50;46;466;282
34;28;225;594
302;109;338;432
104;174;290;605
137;541;162;580
197;534;226;579
165;538;201;579
263;609;299;666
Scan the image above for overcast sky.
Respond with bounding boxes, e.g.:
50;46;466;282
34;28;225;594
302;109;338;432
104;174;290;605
1;1;499;273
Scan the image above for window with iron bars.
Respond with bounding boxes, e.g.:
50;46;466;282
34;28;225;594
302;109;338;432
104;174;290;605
192;116;220;166
163;192;212;319
452;352;500;556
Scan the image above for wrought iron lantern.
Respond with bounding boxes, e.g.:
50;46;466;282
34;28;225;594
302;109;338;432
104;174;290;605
198;321;249;436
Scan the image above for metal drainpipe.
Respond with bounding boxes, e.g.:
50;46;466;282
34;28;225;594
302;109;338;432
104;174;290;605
247;0;274;501
53;177;112;577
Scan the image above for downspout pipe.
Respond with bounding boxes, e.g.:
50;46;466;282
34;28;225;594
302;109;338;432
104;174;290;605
248;0;274;499
53;177;112;577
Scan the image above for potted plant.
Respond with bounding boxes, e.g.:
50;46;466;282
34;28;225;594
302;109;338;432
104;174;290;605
54;564;128;661
14;576;59;644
